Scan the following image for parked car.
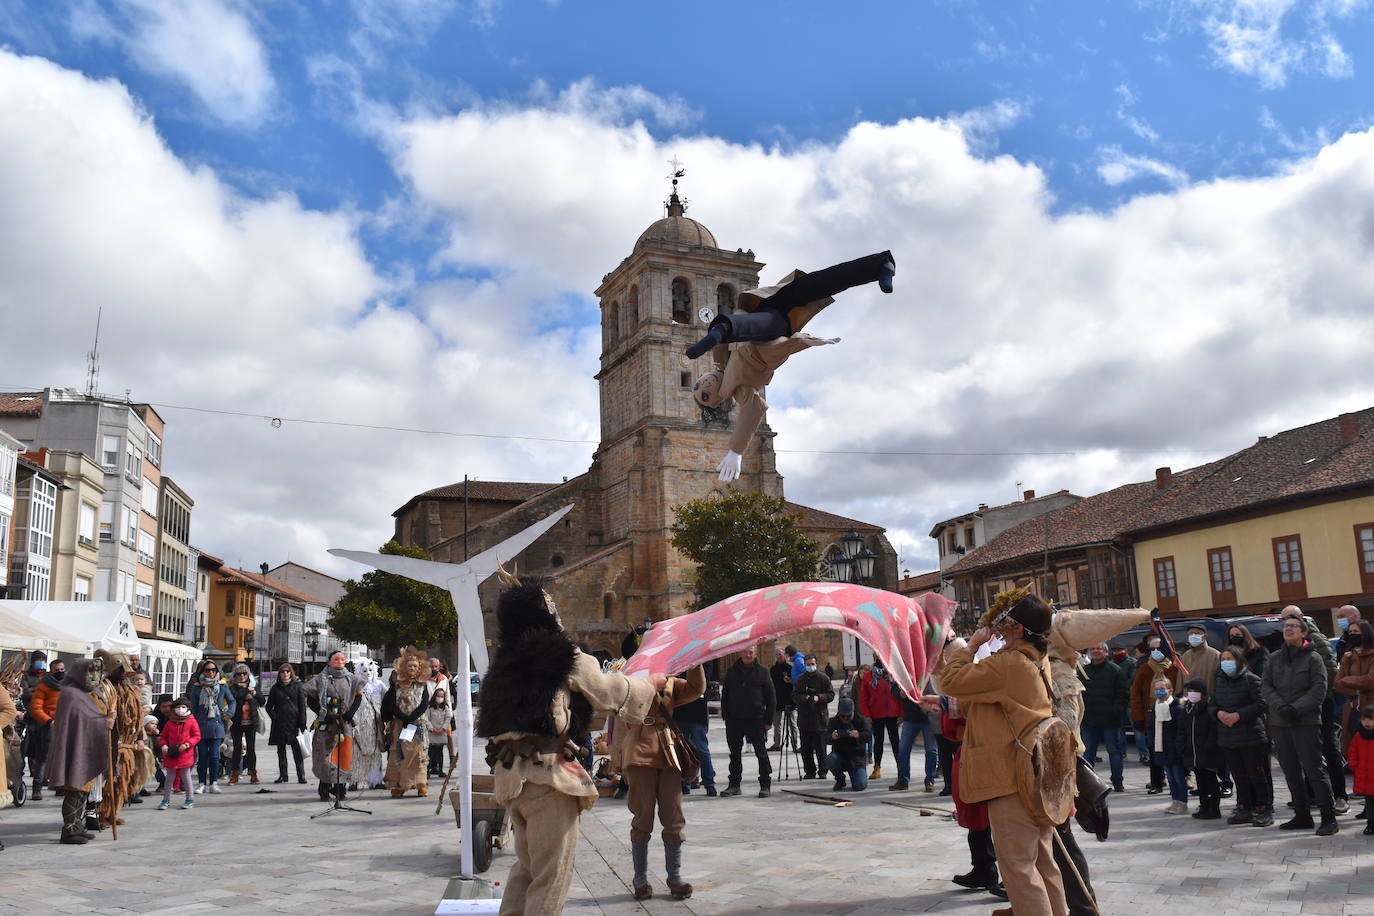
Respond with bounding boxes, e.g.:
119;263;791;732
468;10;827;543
1106;616;1230;654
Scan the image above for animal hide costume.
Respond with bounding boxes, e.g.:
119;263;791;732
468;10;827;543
46;658;112;843
383;647;431;797
479;575;658;916
94;650;156;827
304;665;363;791
352;659;386;787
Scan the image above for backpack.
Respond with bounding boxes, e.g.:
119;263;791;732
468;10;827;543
1002;661;1076;827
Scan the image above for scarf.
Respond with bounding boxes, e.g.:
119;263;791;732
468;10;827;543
1153;698;1172;753
869;670;882;688
325;666;351;679
195;678;224;718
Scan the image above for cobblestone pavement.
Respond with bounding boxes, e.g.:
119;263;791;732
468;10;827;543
3;719;1370;915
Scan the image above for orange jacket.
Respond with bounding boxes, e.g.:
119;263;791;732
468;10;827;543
30;679;60;725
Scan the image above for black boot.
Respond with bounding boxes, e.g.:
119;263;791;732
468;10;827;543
952;867;1000;890
296;757;307;784
1279;811;1314;830
318;781;331;801
1315;806;1339;836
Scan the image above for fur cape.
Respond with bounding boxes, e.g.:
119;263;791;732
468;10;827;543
475;627;591;743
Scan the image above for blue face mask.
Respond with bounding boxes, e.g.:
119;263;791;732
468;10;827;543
1155;688;1169;699
1187;633;1204;647
1338;617;1350;632
1220;660;1238;676
1150;649;1165;662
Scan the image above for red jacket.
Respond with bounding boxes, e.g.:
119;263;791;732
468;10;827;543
1349;732;1374;797
160;717;201;769
858;672;902;720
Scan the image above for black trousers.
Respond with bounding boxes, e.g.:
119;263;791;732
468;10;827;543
428;744;445;775
1224;744;1272;810
1053;820;1097;916
1273;724;1333;814
1192;766;1220;809
276;739;304;778
937;735;958;788
725;718;772;786
799;729;827;777
230;724;256;773
871;716;900;768
709;251;895;343
968;826;997;874
1320;696;1348;799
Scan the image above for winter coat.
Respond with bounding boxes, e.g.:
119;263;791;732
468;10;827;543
792;670;834;731
1334;646;1374;753
46;659;112;791
1079;660;1129;727
1261;643;1326;728
1208;668;1267;749
1130;656;1173;724
265;679;307;746
1177;699;1222;770
425;705;454;746
770;661;794;709
938;642;1055;805
228;682;261;731
721;660;775;723
1175;644;1221;696
186;679;235;740
825;712;872;772
1243;646;1268;678
159;716;201;769
1146;697;1182;767
0;687;14;807
671;696;709;727
858;671;902;721
28;674;61;725
892;678;927;725
1347;731;1374;797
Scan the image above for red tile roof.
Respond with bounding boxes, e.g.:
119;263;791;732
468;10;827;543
899;571;942;592
217;567;330;605
784;501;885;533
0;392;43;416
930;489;1078;534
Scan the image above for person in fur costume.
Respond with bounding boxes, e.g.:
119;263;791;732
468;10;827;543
304;650;364;801
478;574;665;916
382;647;432;797
94;649;156;827
351;658;386;788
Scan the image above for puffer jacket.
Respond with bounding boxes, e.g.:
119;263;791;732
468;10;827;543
1261;643;1326;728
1177;698;1222;770
1079;660;1128;727
1208;668;1267;749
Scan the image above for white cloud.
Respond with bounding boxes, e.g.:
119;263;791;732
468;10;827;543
1114;84;1160;144
68;0;275;127
1096;145;1190;186
1185;0;1363;88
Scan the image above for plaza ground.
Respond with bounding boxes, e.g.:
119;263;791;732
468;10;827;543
2;718;1369;915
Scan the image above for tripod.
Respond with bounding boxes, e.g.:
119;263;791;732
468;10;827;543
311;727;371;819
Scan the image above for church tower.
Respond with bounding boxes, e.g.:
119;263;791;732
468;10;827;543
591;175;783;619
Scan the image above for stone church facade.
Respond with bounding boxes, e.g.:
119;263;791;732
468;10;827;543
392;192;897;663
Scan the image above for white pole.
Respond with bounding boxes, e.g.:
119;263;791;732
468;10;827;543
457;633;475;879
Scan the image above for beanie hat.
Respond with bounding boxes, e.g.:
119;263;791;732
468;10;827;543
837;698;855;716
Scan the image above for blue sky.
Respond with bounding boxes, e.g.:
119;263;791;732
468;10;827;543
2;0;1372;573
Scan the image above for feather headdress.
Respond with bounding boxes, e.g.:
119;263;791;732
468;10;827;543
978;585;1032;630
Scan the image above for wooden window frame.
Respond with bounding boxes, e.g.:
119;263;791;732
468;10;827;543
1355;522;1374;594
1272;534;1307;601
1153;556;1179;612
1207;546;1237;608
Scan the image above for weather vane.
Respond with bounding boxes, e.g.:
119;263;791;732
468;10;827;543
665;156;688;214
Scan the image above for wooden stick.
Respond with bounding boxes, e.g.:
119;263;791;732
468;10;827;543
107;723;118;842
804;798;852;807
435;734;461;815
780;787;851;803
881;798;957;816
1051;826;1101;916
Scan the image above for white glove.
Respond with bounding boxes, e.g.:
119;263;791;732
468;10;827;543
716;450;742;482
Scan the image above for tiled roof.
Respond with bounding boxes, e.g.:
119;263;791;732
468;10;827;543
1123;407;1374;535
899;571;942;591
0;392;43;416
217;567;329;605
784;501;884;532
929;489;1078;534
393;480;559;517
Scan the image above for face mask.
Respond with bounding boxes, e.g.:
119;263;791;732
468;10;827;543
1188;634;1204;647
1220;660;1238;676
1347;633;1363;647
51;670;64;682
173;706;190;718
1186;691;1202;703
1229;636;1245;647
805;665;817;673
1155;688;1169;699
1338;617;1350;631
1150;649;1165;662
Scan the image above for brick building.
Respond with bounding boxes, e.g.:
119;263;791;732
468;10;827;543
393;191;897;664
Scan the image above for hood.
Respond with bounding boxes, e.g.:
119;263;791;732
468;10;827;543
65;658;98;694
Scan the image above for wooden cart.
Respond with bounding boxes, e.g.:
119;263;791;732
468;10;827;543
449;774;509;873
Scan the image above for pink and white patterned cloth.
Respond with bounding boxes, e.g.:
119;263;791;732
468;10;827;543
620;582;957;700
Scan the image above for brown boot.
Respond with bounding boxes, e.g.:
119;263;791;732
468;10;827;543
417;784;428;797
228;770;240;786
249;770;259;785
390;788;405;797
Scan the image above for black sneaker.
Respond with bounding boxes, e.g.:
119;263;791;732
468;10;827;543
705;785;718;797
758;786;771;798
833;779;846;792
1279;814;1314;830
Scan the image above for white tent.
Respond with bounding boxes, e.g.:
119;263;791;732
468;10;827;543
0;602;93;657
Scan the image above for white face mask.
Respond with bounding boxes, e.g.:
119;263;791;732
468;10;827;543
173;706;190;718
1186;691;1202;703
1188;633;1204;647
805;665;817;673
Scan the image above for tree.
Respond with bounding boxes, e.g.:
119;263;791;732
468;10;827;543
329;541;456;656
670;490;821;610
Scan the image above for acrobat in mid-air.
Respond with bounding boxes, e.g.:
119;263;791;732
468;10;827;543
688;250;895;481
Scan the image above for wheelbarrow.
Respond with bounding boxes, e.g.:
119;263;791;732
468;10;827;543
449;773;509;873
4;729;25;807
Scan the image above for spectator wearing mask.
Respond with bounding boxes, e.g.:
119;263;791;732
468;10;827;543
157;698;200;810
1178;678;1222;819
1346;704;1374;834
1225;623;1268;678
1334;605;1363;662
1263;615;1338;835
858;661;902;780
1147;676;1188;814
1210;647;1272;827
1334;619;1374;758
1131;637;1173;792
24;657;64;800
792;654;834;781
826;698;872;791
1078;642;1129;792
1175;625;1221;696
1279;605;1347;815
767;648;797;752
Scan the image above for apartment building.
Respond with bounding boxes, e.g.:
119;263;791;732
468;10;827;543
0;428;20;593
6;456;60;600
155;477;193;641
43;449;106;601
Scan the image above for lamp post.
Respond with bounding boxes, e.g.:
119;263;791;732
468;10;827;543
833;530;879;667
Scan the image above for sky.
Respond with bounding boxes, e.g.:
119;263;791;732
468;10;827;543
1;0;1373;580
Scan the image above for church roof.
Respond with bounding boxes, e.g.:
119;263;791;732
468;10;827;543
635;214;717;251
392;480;559;517
784;501;885;533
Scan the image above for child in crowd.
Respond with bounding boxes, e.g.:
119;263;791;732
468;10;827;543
1147;676;1188;814
1349;705;1374;835
145;714;163;792
1178;678;1222;819
159;698;201;810
426;688;453;777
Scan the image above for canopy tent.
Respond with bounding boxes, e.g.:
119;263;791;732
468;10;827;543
0;602;93;657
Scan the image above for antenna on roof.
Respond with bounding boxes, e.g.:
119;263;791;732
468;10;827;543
85;307;102;397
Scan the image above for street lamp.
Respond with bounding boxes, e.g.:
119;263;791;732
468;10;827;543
853;546;877;583
840;528;864;562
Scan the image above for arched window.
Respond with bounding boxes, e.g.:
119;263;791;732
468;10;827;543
628;285;639;327
716;283;735;314
152;657;165;694
671;278;691;323
607;302;620;346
